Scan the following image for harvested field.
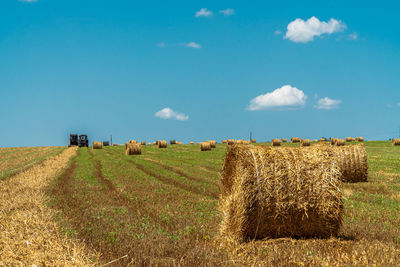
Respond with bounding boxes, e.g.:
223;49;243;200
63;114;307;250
0;141;398;265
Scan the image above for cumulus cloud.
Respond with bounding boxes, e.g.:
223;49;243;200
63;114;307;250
154;107;189;121
219;8;235;16
184;42;201;49
284;16;346;43
247;85;307;111
314;97;342;110
348;32;358;40
195;8;213;17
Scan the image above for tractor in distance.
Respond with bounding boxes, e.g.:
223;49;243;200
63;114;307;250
69;134;89;147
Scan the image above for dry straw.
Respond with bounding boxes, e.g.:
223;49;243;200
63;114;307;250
291;137;301;143
281;138;287;143
201;142;211;151
92;142;102;149
219;144;343;242
125;143;141;155
392;138;400;146
301;139;311;146
272;139;281;146
158;140;167;148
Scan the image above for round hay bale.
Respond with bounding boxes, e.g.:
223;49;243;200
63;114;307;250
242;140;251;145
158;140;167;148
272;139;281;146
103;141;109;146
313;139;318;142
207;140;217;148
291;137;301;143
333;144;368;182
219;144;343;242
301;139;311;146
336;139;345;146
392;138;400;146
320;137;327;142
113;144;118;146
141;141;146;146
147;142;152;145
201;142;211;151
357;137;364;142
92;141;102;149
331;138;337;145
345;137;352;142
126;143;141;155
190;141;194;144
170;140;177;145
227;139;235;145
281;138;287;143
251;139;257;143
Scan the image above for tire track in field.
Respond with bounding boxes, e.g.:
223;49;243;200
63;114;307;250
142;157;219;187
105;149;218;199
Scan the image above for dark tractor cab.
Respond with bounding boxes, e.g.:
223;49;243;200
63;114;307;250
78;135;89;147
69;134;78;147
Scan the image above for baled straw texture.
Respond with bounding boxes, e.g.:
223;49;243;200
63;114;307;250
281;138;287;143
392;138;400;146
207;141;217;148
92;141;102;149
158;140;167;148
336;139;345;146
0;147;99;265
301;139;311;146
201;142;211;151
291;137;301;143
126;143;141;155
219;144;343;243
272;139;281;146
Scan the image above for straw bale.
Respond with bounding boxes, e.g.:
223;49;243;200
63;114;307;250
281;138;287;143
331;138;338;145
251;139;256;143
207;140;217;148
219;144;343;242
301;139;311;146
333;144;368;182
140;141;146;145
392;138;400;146
158;140;167;148
357;137;364;142
190;141;194;144
313;139;318;142
201;142;211;151
291;137;301;143
272;139;281;146
170;140;177;145
336;139;345;146
92;141;102;149
147;142;152;145
242;141;251;145
345;137;352;142
126;143;141;155
320;137;327;142
103;141;109;146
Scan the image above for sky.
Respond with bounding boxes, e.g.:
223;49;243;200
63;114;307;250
1;0;400;146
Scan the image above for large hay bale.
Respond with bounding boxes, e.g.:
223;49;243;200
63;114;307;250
272;139;281;146
103;141;109;146
158;140;167;148
281;138;287;143
201;142;211;151
336;139;345;146
207;140;217;148
357;137;364;142
291;137;301;143
227;139;235;145
92;142;102;149
392;138;400;146
170;140;177;145
126;143;141;155
332;144;368;182
219;145;343;242
129;140;137;144
301;139;311;146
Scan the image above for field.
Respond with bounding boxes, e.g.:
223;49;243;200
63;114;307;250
0;141;399;265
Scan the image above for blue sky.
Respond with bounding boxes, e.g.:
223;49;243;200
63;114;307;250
1;0;400;146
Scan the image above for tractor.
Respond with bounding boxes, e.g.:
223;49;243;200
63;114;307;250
69;134;89;147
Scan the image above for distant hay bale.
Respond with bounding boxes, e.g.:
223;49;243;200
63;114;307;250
392;138;400;146
141;141;146;146
251;139;256;143
158;140;167;148
333;144;368;182
281;138;287;143
291;137;301;143
313;139;318;142
92;142;102;149
207;140;217;148
357;137;364;142
201;142;211;151
190;141;194;144
331;138;338;145
113;144;118;146
148;142;152;145
235;140;243;144
272;139;281;146
336;139;345;146
301;139;311;146
352;137;356;141
219;144;343;242
320;137;327;142
170;140;177;145
126;143;141;155
227;139;235;145
345;137;352;142
242;140;250;145
103;141;109;146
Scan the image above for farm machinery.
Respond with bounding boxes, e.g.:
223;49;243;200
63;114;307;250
69;134;89;147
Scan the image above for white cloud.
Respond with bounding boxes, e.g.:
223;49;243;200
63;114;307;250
348;32;358;40
184;42;201;49
195;8;213;18
284;16;346;43
247;85;307;111
314;97;342;110
154;107;189;121
274;30;282;35
19;0;37;2
156;42;167;47
219;8;235;16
